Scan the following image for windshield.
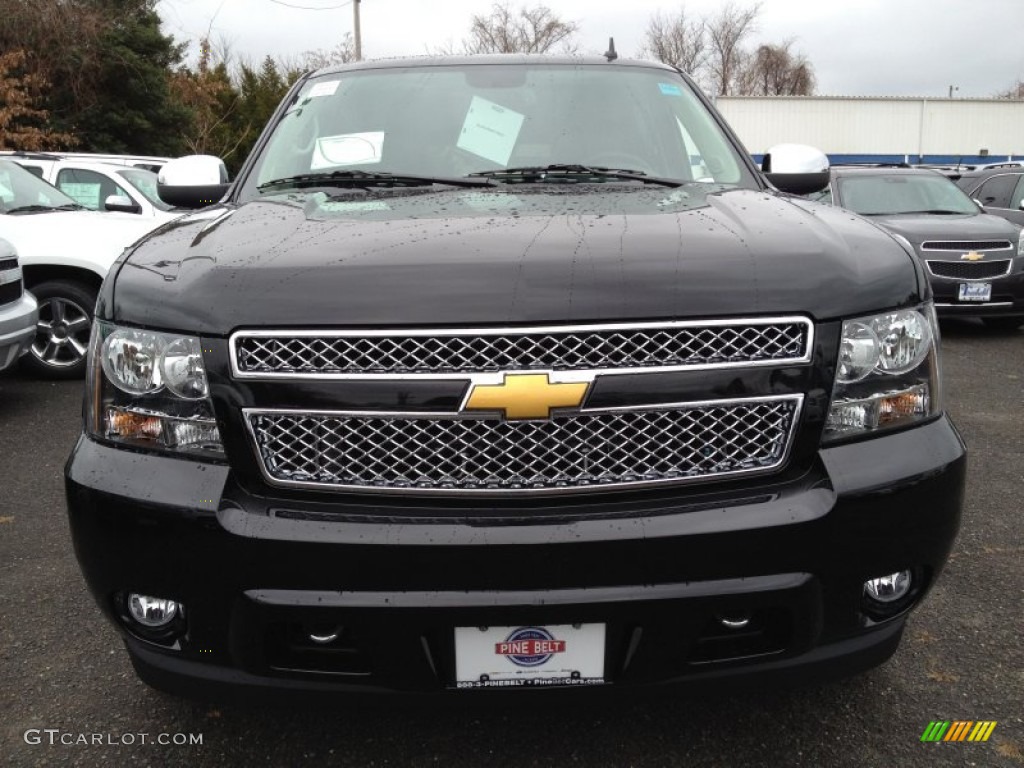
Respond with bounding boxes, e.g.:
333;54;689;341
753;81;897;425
117;168;173;210
240;63;753;199
837;173;979;216
0;160;79;213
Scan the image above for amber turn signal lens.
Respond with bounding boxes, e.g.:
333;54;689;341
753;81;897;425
107;409;162;440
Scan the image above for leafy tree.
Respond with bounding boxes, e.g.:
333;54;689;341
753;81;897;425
169;39;244;161
0;0;188;155
75;1;191;155
0;50;77;150
227;56;295;171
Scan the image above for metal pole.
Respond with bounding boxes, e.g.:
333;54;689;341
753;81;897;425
353;0;362;61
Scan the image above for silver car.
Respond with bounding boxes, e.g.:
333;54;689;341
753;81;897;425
0;238;38;371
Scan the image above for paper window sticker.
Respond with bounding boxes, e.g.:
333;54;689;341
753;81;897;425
456;96;525;167
307;80;340;98
658;82;683;96
311;132;386;169
59;183;101;209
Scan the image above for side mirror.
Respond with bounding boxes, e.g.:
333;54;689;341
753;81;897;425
762;144;830;195
157;155;230;209
104;194;141;214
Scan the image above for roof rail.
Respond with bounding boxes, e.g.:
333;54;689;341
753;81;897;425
0;150;65;161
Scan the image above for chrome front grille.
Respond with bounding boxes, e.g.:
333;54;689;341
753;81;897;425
231;318;812;378
920;240;1012;252
926;259;1012;280
246;397;802;494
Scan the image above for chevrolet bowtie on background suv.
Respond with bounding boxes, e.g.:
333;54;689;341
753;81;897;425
65;55;966;702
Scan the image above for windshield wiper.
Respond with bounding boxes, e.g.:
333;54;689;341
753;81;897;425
469;164;685;188
5;203;83;214
258;170;495;191
893;209;966;215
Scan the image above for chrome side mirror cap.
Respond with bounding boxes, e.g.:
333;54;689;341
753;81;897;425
157;155;230;209
103;194;141;214
762;144;830;195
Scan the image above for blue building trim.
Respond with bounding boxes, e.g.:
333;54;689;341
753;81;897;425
751;153;1018;167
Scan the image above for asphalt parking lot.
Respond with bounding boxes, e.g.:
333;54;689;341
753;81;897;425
1;319;1021;768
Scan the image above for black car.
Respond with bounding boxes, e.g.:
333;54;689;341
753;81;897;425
952;164;1024;227
65;56;965;702
809;167;1024;330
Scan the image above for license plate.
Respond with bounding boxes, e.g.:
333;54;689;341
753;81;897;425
454;624;605;689
959;282;992;302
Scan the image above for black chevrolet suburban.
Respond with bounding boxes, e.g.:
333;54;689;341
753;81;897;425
65;56;966;701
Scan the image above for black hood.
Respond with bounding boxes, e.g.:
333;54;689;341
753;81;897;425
870;211;1021;248
109;187;924;335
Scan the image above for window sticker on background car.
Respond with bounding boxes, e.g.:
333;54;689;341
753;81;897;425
59;183;102;209
311;132;385;169
658;82;684;96
456;95;525;167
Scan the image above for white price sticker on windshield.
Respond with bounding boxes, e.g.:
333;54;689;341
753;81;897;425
457;96;524;167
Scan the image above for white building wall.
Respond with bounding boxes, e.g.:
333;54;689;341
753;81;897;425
716;97;1024;158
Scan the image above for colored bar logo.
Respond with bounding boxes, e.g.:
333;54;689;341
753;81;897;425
921;721;997;742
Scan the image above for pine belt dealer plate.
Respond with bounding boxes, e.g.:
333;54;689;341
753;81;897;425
959;282;992;302
454;624;605;689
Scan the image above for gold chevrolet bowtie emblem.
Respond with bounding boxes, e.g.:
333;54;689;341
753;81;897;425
464;373;589;420
960;251;985;261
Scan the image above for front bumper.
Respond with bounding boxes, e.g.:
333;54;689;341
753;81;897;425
0;293;38;371
65;416;966;702
928;267;1024;318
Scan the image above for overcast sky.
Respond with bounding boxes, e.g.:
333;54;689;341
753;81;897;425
155;0;1023;98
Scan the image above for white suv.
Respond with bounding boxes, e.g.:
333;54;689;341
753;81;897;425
2;152;181;225
0;160;163;377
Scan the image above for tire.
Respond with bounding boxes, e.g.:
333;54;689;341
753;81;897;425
981;317;1024;331
20;279;97;379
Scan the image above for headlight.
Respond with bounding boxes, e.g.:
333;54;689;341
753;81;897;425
1017;238;1023;258
86;322;223;458
824;304;941;442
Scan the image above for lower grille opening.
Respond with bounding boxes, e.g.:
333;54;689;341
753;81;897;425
688;607;792;664
0;279;21;306
265;622;371;676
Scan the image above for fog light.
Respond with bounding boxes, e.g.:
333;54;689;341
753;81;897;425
718;612;752;629
863;571;912;603
308;626;343;645
128;593;180;628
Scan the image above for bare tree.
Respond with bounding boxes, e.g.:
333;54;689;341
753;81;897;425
996;79;1024;99
639;9;707;81
295;34;358;73
739;41;815;96
462;3;579;55
705;2;760;96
